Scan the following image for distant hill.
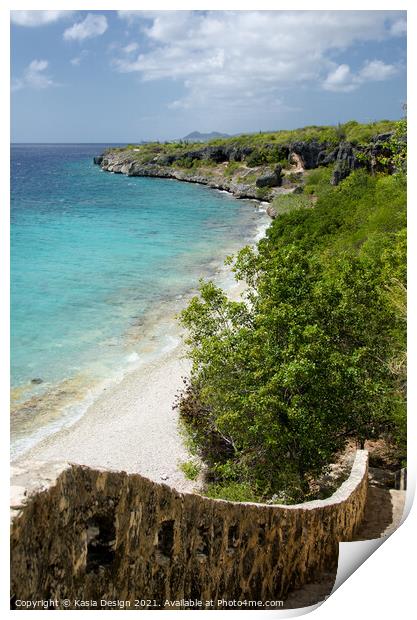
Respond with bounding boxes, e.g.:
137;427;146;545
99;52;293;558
182;131;230;143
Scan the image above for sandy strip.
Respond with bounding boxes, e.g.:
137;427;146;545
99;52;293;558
12;344;199;493
12;278;249;493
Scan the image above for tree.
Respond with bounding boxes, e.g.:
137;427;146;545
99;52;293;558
179;169;406;502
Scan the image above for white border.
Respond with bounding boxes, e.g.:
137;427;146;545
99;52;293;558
2;2;415;618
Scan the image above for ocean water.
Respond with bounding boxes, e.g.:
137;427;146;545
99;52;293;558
11;144;268;457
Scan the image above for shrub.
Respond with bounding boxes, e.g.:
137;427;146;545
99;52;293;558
286;172;302;184
344;119;396;145
176;157;199;169
303;166;333;195
179;169;406;502
137;153;156;164
246;150;268;167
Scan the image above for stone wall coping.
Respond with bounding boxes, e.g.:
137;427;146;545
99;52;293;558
196;449;368;510
11;449;368;516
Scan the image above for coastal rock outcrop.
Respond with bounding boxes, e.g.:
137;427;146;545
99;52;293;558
367;131;397;174
97;152;279;202
288;140;335;170
331;142;360;186
330;133;396;185
256;165;283;188
93;130;399;201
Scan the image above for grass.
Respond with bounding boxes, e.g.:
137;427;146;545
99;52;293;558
303;165;334;195
179;460;200;481
272;193;312;215
204;481;261;503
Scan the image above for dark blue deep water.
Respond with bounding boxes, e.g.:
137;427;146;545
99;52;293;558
11;144;267;455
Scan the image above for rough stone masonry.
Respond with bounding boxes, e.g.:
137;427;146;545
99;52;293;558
10;451;368;609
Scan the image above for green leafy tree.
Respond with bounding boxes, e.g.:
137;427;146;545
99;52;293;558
179;166;406;502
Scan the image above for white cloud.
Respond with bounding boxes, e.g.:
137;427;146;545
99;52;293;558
70;50;89;67
12;59;55;92
112;10;405;111
122;43;139;54
11;10;72;27
323;64;357;93
323;60;398;93
64;14;108;42
359;59;398;82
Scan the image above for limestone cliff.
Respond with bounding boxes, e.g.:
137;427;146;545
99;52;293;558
94;132;396;202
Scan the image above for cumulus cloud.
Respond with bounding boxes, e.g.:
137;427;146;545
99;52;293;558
12;59;55;92
359;59;398;81
64;13;108;42
112;10;405;110
11;10;72;27
323;60;398;92
323;64;355;92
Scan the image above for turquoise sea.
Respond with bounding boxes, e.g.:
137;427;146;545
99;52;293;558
11;144;268;457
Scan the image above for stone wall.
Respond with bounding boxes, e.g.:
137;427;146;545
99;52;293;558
10;451;368;609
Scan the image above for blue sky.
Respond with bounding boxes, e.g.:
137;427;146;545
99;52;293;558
11;10;407;143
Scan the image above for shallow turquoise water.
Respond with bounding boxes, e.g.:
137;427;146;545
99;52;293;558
11;144;266;453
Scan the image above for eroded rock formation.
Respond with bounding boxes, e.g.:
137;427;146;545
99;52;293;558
256;165;283;188
95;132;397;198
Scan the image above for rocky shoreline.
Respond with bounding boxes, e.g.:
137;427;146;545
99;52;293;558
94;131;396;212
94;151;297;203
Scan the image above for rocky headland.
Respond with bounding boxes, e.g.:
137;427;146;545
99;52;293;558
94;123;398;213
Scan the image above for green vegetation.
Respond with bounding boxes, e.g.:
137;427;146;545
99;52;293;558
204;481;260;503
271;193;312;215
255;187;271;201
285;172;303;184
224;161;241;177
207;119;397;149
111;120;399;173
341;119;400;146
237;172;257;184
175;157;200;169
246;147;288;168
303;166;333;195
179;460;201;481
178;122;406;503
